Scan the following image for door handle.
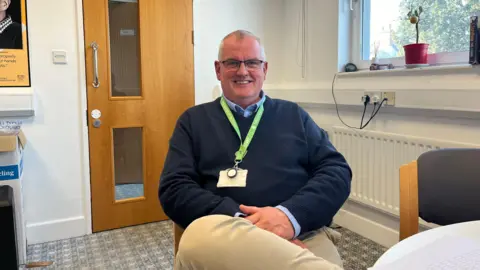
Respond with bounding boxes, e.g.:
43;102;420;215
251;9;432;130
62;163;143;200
91;42;100;88
350;0;358;11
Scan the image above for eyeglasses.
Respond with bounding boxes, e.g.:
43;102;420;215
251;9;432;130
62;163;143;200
220;59;265;70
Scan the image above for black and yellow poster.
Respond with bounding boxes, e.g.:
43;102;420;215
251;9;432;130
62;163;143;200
0;0;30;87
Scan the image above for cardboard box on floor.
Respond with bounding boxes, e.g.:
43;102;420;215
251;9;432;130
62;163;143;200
0;129;27;265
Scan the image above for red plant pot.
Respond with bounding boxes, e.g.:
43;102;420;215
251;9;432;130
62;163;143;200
403;43;429;65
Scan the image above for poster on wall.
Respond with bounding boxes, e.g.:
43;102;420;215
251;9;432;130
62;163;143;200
0;0;30;87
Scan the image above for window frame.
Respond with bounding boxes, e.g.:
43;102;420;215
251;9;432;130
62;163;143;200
351;0;469;70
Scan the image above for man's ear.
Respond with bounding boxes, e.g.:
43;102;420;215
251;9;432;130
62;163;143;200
214;61;221;81
263;62;268;80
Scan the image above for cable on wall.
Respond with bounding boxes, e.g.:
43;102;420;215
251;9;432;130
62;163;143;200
302;0;307;79
331;73;387;130
296;0;307;79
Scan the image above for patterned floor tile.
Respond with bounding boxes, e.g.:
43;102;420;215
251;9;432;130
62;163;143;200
336;226;388;269
26;221;385;270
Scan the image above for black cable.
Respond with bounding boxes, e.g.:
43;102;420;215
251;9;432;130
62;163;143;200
361;98;387;129
360;103;367;128
361;102;378;129
368;103;377;125
332;73;362;129
332;73;388;130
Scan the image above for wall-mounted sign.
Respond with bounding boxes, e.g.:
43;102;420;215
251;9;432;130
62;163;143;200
0;0;30;87
120;29;135;36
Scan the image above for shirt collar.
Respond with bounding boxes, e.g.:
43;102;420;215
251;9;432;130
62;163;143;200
223;91;266;118
0;16;13;34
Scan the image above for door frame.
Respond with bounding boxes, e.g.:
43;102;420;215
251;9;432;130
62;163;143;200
75;0;93;235
75;0;195;235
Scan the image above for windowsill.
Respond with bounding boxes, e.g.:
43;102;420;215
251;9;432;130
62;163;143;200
337;63;478;78
263;62;480;113
334;62;480;92
333;63;480;112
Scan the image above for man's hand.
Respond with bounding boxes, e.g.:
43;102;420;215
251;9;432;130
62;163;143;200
240;204;295;240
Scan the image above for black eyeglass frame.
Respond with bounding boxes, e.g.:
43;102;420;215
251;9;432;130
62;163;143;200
220;59;266;70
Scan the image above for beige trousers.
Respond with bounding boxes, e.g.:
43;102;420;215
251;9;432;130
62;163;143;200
175;215;344;270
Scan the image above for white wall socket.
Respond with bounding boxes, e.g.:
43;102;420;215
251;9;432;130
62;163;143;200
364;91;396;106
364;91;383;104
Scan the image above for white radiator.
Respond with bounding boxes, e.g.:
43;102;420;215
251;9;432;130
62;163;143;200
330;126;480;216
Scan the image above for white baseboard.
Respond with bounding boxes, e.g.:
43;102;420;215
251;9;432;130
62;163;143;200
334;208;399;248
26;216;88;244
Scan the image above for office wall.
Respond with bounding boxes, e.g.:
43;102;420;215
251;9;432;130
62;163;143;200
193;0;285;104
18;0;90;244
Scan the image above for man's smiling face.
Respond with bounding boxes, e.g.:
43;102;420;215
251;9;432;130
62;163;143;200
215;35;268;108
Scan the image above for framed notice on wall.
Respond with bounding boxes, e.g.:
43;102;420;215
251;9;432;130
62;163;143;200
0;0;30;87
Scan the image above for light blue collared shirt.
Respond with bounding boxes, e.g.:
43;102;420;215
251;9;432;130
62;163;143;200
223;91;266;117
223;91;302;239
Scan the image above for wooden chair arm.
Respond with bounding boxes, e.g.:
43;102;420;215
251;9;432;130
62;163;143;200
399;160;419;241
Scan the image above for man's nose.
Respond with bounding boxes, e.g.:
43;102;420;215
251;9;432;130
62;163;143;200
236;62;249;75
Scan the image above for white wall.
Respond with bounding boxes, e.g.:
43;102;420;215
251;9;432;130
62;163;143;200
193;0;341;104
17;0;90;244
193;0;285;105
306;105;480;145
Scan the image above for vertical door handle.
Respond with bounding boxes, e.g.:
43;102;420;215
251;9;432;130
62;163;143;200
91;42;100;88
350;0;358;11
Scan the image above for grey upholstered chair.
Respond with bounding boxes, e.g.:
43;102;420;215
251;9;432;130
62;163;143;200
399;148;480;240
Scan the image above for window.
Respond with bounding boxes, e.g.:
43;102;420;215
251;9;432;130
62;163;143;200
352;0;478;68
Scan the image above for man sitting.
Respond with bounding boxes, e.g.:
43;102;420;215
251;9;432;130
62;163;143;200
159;30;352;270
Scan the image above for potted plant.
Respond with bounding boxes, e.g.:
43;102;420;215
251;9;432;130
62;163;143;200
403;6;429;66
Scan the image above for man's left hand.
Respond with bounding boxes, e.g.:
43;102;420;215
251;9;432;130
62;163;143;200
240;204;295;240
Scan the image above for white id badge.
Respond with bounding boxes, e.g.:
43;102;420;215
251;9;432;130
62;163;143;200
217;169;248;188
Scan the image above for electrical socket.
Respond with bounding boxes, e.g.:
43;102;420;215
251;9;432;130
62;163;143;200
364;91;383;104
363;91;396;106
383;92;396;106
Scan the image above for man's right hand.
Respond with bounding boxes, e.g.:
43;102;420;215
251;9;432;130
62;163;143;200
240;205;295;240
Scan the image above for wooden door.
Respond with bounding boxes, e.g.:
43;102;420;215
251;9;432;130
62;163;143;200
83;0;194;232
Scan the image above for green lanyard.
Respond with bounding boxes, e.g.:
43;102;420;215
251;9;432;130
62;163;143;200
220;97;264;168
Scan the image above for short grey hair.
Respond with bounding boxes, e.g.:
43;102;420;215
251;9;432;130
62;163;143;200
217;30;266;60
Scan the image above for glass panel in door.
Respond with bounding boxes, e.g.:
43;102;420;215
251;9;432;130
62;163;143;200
113;127;144;201
108;1;141;97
